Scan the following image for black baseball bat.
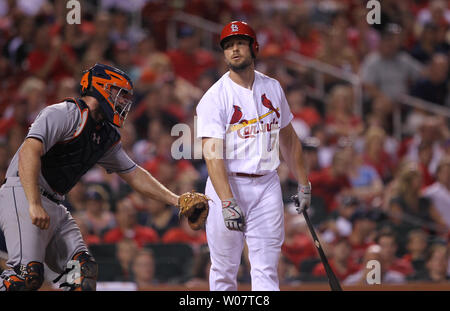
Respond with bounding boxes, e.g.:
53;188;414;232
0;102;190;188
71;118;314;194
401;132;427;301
292;195;343;291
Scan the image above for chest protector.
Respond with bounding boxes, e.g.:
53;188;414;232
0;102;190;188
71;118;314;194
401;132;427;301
41;99;120;194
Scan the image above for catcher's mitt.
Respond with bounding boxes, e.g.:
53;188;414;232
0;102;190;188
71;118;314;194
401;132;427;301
178;191;210;230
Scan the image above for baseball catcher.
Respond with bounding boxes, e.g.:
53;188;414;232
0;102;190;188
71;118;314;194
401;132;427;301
0;63;206;291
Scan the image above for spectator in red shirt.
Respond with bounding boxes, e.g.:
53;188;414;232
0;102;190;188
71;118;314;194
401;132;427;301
26;22;77;83
162;216;207;246
312;237;360;281
281;213;316;268
376;231;414;277
286;85;322;129
103;197;159;247
73;214;101;246
418;141;436;188
363;126;396;183
166;25;216;85
309;150;352;212
348;209;378;264
325;85;364;142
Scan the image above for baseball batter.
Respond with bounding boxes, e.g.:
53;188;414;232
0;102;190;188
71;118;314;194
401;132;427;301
0;64;183;291
196;21;311;291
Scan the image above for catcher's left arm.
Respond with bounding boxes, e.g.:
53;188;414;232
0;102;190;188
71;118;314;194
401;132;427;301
119;166;210;230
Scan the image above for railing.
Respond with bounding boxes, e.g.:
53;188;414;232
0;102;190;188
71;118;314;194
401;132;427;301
167;12;450;141
283;52;363;117
394;94;450;140
167;11;222;50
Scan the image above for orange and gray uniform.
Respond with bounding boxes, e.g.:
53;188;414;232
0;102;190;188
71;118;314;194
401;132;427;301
0;99;136;290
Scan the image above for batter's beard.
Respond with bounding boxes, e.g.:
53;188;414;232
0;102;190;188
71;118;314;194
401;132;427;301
228;57;253;72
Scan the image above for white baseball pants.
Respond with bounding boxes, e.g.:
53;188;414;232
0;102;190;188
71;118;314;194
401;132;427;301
205;171;284;291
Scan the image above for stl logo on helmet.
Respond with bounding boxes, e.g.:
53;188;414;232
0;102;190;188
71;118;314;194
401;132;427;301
231;24;239;32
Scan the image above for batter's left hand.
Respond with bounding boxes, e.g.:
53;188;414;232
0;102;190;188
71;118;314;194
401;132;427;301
222;198;245;232
296;182;311;214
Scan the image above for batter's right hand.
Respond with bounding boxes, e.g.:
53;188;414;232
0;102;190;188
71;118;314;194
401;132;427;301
29;204;50;230
222;198;245;232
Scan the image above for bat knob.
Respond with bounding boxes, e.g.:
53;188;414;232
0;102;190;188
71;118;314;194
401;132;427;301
290;194;300;207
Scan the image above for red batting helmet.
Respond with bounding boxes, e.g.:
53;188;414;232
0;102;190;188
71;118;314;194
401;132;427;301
220;21;259;57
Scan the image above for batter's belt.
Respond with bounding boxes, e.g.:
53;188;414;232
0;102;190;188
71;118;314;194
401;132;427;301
228;172;265;178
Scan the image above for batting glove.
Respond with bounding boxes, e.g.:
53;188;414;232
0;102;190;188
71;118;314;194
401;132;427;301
222;198;245;232
296;182;311;214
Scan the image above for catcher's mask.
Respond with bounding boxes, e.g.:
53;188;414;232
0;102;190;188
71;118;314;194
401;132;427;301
220;21;259;58
80;63;134;128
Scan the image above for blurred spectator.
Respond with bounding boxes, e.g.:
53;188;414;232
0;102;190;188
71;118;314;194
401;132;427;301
347;6;380;61
278;254;301;286
138;197;179;238
55;77;78;103
301;137;321;174
109;8;145;47
131;249;157;288
103;197;159;247
360;23;423;101
317;29;359;91
410;23;441;64
286;85;322;130
402;229;429;274
312;237;360;281
343;244;406;285
344;145;383;204
347;209;377;263
281;212;316;269
185;245;211;289
409;242;450;282
77;185;116;238
422;156;450;229
399;116;446;175
417;141;436;188
322;195;360;241
65;181;87;213
162;213;207;246
363;127;394;183
293;10;323;58
416;0;450;27
309;150;352;212
26;21;77;82
73;214;101;246
410;53;449;106
376;230;414;276
84;11;114;63
2;15;34;67
115;238;139;282
388;161;447;241
325;85;364;141
166;25;216;85
0;99;29;144
18;77;46;121
257;9;301;54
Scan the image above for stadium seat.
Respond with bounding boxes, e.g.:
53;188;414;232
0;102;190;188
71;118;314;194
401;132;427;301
88;243;117;261
144;243;194;283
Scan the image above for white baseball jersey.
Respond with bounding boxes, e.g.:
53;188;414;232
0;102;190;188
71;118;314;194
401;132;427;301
196;70;293;175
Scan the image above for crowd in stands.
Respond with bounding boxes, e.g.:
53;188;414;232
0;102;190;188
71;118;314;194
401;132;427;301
0;0;449;288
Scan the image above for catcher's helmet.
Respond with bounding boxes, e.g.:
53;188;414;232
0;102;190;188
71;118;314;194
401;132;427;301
220;21;259;57
80;63;133;128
